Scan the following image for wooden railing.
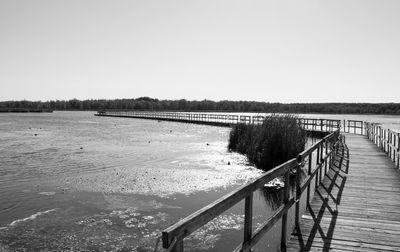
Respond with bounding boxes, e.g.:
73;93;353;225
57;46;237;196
364;122;400;169
161;131;342;251
298;118;341;132
344;120;364;134
96;111;342;132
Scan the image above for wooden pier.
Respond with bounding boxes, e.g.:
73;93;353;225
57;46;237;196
287;133;400;251
95;110;400;251
95;110;358;133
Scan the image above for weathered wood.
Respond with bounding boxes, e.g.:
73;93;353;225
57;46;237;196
242;194;253;252
287;134;400;251
234;198;296;252
96;111;345;133
162;159;298;249
281;170;291;252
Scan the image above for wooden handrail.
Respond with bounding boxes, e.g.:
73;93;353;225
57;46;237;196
162;159;298;249
364;122;400;168
161;130;341;251
96;111;345;133
96;111;375;137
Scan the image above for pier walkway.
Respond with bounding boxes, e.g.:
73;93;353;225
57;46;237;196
287;134;400;251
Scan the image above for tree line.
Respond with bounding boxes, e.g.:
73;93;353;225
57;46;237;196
1;97;400;114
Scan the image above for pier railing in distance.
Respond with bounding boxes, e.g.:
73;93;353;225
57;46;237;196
161;131;341;252
96;111;344;132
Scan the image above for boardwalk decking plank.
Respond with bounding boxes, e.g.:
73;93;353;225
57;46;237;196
288;238;400;252
287;134;400;251
297;222;400;238
289;232;400;248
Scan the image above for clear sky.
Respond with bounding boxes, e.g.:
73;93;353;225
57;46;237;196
1;0;399;103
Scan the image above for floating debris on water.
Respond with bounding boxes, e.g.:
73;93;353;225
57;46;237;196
264;178;285;190
184;214;244;250
8;209;57;227
39;191;56;196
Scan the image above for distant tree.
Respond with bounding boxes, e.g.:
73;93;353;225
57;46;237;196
1;98;400;114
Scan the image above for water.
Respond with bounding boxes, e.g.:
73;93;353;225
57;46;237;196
0;111;265;251
0;111;398;251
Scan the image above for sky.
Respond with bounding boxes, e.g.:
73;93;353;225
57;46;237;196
1;0;399;103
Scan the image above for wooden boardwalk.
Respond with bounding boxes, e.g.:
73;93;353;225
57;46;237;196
287;134;400;251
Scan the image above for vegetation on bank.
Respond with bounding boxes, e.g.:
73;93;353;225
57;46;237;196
0;108;52;113
228;114;307;171
1;97;400;114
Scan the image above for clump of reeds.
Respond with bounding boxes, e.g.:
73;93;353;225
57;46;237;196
228;114;306;171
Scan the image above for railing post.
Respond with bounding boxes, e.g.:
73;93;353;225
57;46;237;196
397;133;400;169
307;153;312;208
382;127;385;151
324;140;328;175
295;164;301;230
392;132;395;162
173;240;183;252
362;121;364;135
316;145;320;186
320;119;323;132
243;193;253;252
392;131;395;164
389;130;392;160
281;171;290;252
343;119;346;132
386;129;389;155
319;145;323;184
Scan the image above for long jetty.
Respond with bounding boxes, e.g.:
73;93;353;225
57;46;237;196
96;110;400;251
95;110;365;134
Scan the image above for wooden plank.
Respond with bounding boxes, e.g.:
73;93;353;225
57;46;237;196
287;133;400;251
288;237;400;252
290;232;400;249
242;194;253;252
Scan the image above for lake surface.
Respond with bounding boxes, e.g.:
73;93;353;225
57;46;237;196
0;111;398;251
0;111;267;251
